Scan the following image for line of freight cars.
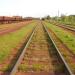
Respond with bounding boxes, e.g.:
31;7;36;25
0;16;33;24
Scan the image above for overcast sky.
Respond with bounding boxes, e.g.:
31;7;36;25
0;0;75;17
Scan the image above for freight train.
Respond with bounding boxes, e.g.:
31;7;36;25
0;16;33;24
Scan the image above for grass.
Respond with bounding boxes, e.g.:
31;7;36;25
0;22;36;64
19;63;44;72
18;64;29;72
32;64;44;71
44;21;75;54
58;21;75;28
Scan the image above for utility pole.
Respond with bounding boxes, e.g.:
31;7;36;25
58;10;59;17
57;10;59;21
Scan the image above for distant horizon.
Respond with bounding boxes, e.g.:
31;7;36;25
0;13;75;18
0;0;75;18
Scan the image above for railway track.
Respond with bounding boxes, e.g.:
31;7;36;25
9;21;73;75
56;24;75;32
47;20;75;32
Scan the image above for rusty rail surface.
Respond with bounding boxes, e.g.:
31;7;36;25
9;21;73;75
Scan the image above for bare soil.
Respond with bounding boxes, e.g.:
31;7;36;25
0;21;33;75
0;21;32;35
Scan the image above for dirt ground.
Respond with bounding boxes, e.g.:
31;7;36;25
0;21;33;75
0;21;32;35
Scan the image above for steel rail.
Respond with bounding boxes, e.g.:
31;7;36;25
10;21;73;75
42;22;74;75
47;20;75;32
9;25;37;75
56;24;75;32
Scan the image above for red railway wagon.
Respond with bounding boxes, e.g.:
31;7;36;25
0;16;13;24
0;16;34;24
0;16;23;24
0;16;4;24
12;16;22;21
24;17;33;21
